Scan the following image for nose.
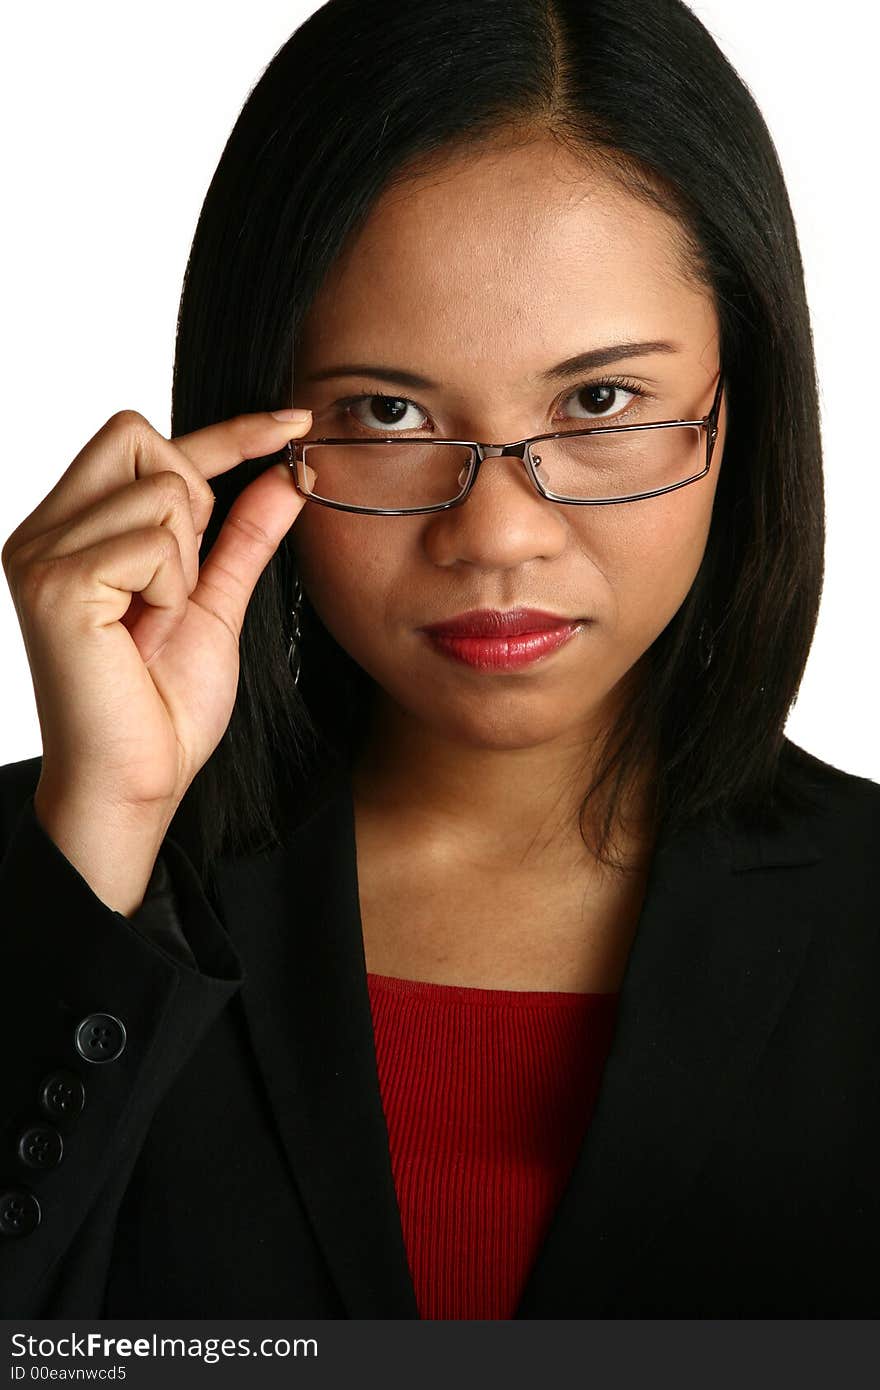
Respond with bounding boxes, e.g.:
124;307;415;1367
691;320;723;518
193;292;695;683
426;440;567;571
460;441;551;495
459;441;548;504
479;442;524;457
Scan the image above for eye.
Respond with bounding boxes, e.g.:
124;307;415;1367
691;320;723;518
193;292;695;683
334;373;650;436
556;376;645;423
343;394;428;433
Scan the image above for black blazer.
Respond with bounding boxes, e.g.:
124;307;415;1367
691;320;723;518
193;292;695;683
1;737;878;1319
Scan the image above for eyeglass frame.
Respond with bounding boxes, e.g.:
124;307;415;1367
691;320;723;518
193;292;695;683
281;369;725;516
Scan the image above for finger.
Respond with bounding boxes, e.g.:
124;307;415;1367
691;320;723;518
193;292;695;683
171;409;313;482
6;409;311;564
33;470;203;597
42;526;190;668
7;411;216;558
191;453;307;645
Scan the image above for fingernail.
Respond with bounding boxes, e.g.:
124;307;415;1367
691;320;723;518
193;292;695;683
271;407;312;422
196;531;205;550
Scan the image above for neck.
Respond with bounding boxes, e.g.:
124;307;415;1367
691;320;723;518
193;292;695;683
349;685;657;878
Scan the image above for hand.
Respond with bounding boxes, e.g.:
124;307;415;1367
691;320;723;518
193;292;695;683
2;408;313;824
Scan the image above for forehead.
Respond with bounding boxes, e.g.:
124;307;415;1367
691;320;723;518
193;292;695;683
297;136;716;379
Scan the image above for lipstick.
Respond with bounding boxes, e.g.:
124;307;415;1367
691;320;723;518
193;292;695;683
419;608;587;672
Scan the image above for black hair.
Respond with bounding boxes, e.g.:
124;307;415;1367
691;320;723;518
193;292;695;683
170;0;828;888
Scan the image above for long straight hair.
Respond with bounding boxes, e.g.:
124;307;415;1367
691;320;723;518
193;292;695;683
170;0;829;888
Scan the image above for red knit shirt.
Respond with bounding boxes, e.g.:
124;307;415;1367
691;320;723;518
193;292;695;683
365;972;621;1320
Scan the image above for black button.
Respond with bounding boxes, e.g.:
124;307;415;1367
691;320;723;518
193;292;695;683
0;1187;41;1236
17;1124;64;1170
74;1012;126;1063
39;1069;86;1122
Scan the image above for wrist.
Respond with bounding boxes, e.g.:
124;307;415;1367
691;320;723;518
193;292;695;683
33;781;175;918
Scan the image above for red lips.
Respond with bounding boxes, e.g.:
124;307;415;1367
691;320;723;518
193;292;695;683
421;608;582;638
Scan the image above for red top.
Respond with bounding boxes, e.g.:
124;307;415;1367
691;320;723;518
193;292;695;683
365;971;621;1320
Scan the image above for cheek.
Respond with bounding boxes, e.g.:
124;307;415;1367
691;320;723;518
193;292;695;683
580;485;715;641
289;507;397;641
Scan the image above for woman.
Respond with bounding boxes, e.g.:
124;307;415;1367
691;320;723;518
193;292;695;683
0;0;877;1319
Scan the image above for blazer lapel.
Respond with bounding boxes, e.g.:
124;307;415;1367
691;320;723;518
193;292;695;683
208;755;823;1319
212;760;420;1318
514;802;823;1316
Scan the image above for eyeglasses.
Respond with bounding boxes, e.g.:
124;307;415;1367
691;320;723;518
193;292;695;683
282;371;724;515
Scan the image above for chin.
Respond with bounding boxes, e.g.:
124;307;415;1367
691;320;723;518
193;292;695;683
413;694;598;753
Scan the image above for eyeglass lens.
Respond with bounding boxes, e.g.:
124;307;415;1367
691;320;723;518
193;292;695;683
296;423;707;509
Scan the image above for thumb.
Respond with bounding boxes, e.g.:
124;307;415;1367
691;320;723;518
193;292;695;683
194;461;306;642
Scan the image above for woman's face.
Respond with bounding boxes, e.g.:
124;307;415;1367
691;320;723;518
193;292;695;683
290;136;726;755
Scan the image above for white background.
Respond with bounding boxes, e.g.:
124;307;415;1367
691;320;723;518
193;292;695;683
1;1;876;779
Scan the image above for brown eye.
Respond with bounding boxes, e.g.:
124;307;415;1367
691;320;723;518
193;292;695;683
348;394;427;430
581;385;616;414
559;379;641;422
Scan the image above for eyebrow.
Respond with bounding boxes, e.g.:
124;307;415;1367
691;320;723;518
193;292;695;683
301;340;681;390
